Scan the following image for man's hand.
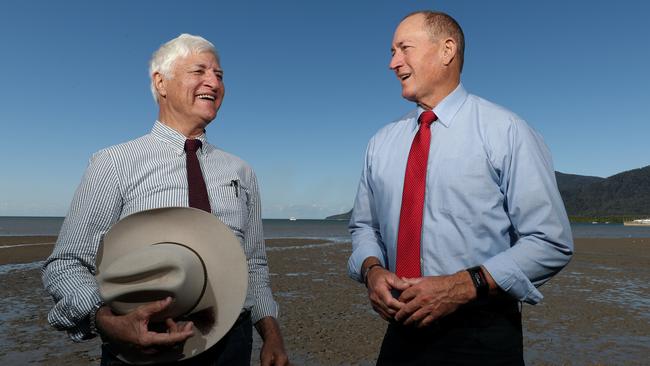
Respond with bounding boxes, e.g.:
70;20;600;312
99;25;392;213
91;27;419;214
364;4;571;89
255;316;289;366
96;297;194;353
394;271;476;327
366;266;411;321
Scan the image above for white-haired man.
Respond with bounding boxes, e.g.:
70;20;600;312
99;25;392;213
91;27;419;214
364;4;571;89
43;34;289;365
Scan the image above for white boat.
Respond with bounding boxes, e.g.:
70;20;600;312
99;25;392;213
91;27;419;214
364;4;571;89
623;219;650;226
289;217;297;221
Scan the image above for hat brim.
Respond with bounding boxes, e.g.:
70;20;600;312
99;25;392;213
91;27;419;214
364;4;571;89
96;207;248;364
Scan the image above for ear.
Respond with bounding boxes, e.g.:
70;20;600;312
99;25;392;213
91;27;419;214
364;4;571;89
153;72;167;98
441;38;457;67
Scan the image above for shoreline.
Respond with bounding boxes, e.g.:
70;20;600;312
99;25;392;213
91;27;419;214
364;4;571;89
2;235;649;266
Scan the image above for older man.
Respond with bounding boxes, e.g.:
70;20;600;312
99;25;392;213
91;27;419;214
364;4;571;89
348;11;573;365
43;34;289;366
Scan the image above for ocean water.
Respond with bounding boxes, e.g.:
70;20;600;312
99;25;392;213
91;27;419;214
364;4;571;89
2;216;650;238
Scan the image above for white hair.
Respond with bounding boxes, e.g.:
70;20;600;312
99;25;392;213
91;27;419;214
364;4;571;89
149;33;219;103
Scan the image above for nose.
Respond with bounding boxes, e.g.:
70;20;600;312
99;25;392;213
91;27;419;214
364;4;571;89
389;51;403;71
203;72;222;90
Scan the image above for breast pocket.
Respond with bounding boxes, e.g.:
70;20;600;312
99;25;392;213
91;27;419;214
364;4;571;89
435;156;501;223
211;181;249;240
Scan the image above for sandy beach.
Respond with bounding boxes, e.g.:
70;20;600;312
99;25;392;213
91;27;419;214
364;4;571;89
1;236;648;365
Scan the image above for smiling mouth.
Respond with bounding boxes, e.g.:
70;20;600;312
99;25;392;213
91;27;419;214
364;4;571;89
399;73;411;81
196;94;216;101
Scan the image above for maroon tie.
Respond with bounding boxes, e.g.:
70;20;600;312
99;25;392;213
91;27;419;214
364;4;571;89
184;139;211;213
395;110;437;278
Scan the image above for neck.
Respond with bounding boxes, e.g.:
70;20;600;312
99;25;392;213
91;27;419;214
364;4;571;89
158;111;207;138
417;77;460;110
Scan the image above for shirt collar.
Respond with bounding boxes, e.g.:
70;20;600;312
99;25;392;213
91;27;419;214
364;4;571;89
417;83;468;128
151;121;209;156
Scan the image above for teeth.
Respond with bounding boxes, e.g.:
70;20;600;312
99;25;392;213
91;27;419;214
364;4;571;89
197;94;215;101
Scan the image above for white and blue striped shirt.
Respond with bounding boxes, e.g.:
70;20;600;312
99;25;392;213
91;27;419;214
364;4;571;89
42;121;278;341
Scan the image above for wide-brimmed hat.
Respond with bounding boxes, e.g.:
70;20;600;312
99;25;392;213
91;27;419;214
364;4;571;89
95;207;248;364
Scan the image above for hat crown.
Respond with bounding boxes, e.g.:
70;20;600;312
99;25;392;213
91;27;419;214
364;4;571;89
98;242;207;321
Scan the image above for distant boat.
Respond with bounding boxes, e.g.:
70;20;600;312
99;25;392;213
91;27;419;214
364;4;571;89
289;217;297;221
623;219;650;226
591;221;598;224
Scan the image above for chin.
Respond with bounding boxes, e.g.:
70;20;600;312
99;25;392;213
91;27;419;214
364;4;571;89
201;116;216;125
402;91;418;103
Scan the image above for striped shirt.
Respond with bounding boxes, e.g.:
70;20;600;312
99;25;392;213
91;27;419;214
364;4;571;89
42;121;278;341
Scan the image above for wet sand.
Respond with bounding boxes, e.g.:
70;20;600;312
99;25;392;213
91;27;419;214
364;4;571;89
0;236;648;365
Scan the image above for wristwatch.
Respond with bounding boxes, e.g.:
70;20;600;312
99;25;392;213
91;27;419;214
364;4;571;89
467;266;489;299
362;263;383;286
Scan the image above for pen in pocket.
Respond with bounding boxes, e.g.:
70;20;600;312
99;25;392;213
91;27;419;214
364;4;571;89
230;179;240;197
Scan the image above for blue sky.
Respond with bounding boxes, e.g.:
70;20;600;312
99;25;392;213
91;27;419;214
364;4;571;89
1;0;648;218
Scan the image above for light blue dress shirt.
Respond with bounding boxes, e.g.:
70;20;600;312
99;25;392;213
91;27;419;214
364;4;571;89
348;84;573;304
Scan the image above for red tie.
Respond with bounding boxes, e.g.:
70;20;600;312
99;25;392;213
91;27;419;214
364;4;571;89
184;139;211;213
395;110;437;278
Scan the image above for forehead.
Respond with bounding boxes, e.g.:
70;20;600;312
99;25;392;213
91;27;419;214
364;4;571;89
174;51;221;69
393;15;429;42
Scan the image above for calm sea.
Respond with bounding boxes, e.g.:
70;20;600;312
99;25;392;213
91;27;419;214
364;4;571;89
2;216;650;238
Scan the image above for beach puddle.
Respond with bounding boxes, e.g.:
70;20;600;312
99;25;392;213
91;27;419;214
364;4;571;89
0;260;44;275
0;263;101;364
266;241;346;251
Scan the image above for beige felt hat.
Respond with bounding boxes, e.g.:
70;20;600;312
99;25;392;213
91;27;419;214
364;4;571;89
95;207;248;364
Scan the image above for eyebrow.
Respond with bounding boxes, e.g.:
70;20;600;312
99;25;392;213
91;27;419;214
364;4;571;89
190;63;223;73
391;41;409;52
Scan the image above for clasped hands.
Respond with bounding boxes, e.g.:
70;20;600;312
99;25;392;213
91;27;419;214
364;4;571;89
365;267;475;327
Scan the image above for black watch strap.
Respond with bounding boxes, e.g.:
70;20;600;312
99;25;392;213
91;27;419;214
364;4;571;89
362;263;383;286
467;266;489;299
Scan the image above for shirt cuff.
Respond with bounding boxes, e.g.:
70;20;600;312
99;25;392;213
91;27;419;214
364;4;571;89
348;243;386;283
251;296;279;324
483;253;543;304
88;300;105;336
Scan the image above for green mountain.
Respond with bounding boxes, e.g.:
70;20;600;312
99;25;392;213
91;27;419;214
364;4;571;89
559;166;650;216
325;166;650;220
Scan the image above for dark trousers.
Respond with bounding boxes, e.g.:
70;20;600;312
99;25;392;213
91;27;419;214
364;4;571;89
377;297;524;366
100;312;253;366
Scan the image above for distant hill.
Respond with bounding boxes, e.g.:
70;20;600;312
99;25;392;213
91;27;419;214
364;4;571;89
325;210;352;220
559;166;650;216
555;172;605;193
325;166;650;220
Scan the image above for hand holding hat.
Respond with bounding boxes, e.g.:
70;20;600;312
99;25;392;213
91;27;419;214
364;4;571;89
95;297;194;356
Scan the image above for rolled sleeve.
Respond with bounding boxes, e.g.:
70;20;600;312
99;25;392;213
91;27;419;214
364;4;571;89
41;150;122;340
